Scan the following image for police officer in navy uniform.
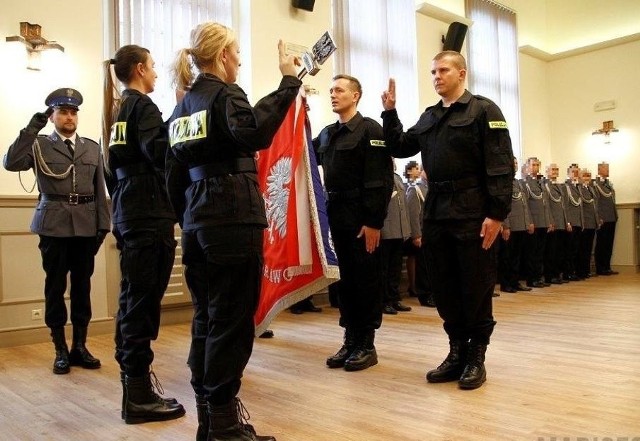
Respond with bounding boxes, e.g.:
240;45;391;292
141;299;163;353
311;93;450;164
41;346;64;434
315;74;393;372
381;51;514;390
166;22;299;441
4;88;110;374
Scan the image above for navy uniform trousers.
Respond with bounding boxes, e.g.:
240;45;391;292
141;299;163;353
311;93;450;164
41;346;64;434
183;225;263;405
423;219;497;345
39;235;96;329
113;219;176;376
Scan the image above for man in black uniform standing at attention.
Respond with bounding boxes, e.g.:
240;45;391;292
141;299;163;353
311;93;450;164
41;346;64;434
314;74;393;372
381;51;513;389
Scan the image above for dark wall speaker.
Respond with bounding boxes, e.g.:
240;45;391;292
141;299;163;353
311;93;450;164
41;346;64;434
292;0;315;12
442;22;468;52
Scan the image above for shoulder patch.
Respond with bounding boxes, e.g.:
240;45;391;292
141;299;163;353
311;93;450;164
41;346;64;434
488;121;508;129
370;139;385;147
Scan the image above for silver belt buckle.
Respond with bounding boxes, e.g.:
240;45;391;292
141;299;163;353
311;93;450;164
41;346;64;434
68;193;79;205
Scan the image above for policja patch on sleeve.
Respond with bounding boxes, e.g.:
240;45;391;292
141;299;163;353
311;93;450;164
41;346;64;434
370;139;386;147
488;121;508;129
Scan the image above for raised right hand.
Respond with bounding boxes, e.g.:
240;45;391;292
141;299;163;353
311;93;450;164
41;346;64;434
381;78;396;111
25;108;52;135
278;39;300;78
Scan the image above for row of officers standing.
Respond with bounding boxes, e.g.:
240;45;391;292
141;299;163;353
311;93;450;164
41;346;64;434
499;157;618;294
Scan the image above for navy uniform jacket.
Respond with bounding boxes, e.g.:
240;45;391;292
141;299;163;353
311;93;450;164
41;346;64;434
543;179;567;231
406;180;427;239
503;179;532;232
381;173;410;240
522;175;552;228
561;181;583;228
593;178;617;223
166;73;301;231
4;130;110;237
106;89;175;224
382;90;513;222
313;112;393;230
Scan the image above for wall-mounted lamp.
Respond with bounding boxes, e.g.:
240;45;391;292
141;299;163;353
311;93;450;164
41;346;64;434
6;22;64;71
592;120;618;144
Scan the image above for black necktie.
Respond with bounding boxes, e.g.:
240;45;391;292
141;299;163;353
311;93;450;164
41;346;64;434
64;139;74;157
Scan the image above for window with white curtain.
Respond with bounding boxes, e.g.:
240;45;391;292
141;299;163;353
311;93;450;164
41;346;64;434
332;0;418;125
465;0;521;159
112;0;235;117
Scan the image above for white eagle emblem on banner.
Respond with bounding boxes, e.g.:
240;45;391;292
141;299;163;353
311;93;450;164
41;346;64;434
264;156;292;244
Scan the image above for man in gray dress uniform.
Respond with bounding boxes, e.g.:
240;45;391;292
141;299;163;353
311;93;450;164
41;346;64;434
576;168;600;279
593;162;618;275
4;88;110;374
499;157;533;293
560;164;583;281
522;157;553;288
543;163;569;284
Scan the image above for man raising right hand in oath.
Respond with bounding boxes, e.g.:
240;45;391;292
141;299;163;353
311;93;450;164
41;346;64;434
380;51;514;390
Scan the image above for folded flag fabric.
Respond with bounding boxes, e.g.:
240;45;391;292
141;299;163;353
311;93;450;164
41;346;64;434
254;90;339;336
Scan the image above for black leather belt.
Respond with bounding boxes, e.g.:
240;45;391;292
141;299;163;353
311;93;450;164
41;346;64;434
428;176;480;193
326;188;361;201
41;193;95;205
189;158;257;182
115;163;152;180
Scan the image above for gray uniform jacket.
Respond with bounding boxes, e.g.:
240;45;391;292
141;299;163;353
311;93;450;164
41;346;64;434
561;181;583;228
521;176;552;228
381;173;411;240
578;184;599;230
406;180;427;239
4;130;110;237
503;179;531;232
543;179;567;231
593;178;617;223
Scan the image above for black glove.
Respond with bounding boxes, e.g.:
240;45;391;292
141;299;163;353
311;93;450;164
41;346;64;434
25;108;53;135
95;230;108;255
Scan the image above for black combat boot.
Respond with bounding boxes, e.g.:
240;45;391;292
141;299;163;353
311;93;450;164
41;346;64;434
120;371;179;419
123;372;186;424
343;329;378;372
50;327;70;375
207;398;275;441
68;326;101;369
326;328;356;368
200;395;274;441
458;342;487;390
426;340;468;383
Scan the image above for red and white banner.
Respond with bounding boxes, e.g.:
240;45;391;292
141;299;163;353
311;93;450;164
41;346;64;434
254;90;339;336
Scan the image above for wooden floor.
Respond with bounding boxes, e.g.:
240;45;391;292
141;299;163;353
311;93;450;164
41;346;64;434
1;273;639;441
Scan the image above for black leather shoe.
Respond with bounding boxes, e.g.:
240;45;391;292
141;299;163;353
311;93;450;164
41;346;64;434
383;304;398;315
258;330;274;338
69;346;101;369
566;275;580;281
514;284;532;291
526;281;545;288
392;302;412;312
289;306;304;314
500;285;517;293
419;295;436;307
548;278;563;284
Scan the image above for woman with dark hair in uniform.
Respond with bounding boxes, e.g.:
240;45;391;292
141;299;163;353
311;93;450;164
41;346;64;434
102;44;185;424
166;22;301;441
